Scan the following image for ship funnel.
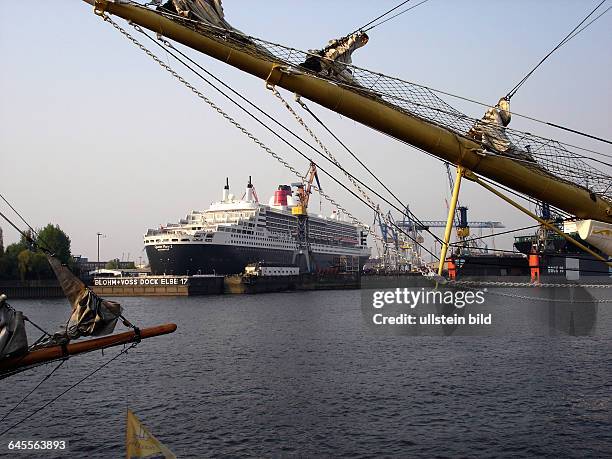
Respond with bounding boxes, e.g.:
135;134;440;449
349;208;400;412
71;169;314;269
223;177;230;201
274;185;291;206
246;176;254;201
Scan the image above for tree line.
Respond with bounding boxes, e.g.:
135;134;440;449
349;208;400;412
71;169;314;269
0;224;137;281
0;224;73;280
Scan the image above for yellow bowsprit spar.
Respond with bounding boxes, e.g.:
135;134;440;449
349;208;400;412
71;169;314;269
80;0;612;271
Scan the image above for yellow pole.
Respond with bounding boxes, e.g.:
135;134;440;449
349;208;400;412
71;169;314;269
438;166;464;275
473;176;612;267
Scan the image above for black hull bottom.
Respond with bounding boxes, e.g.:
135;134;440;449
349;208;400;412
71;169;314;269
146;244;367;275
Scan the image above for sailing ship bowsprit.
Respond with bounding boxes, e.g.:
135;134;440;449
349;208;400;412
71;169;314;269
0;249;176;379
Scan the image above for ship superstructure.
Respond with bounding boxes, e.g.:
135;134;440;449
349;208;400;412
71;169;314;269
144;178;370;275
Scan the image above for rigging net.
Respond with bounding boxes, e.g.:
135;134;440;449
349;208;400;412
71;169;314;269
149;3;612;205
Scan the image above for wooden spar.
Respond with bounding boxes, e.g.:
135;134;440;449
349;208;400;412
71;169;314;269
0;323;177;374
80;1;612;223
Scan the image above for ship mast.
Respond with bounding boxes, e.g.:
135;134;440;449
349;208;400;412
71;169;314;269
80;1;611;226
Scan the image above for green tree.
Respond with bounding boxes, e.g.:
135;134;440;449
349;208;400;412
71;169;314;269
0;225;72;280
37;224;72;266
17;250;32;281
30;252;52;279
0;239;29;280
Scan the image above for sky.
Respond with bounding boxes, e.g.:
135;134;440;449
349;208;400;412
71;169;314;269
1;0;611;263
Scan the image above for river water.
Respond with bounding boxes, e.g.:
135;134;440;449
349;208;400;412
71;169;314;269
3;289;612;458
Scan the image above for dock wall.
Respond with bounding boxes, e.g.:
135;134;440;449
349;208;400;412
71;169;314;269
0;280;64;299
2;272;361;298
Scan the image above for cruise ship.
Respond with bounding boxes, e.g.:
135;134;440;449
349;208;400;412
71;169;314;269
144;178;371;275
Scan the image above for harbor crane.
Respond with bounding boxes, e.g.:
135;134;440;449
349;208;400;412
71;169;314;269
398;207;504;254
291;162;321;273
375;205;504;271
397;215;505;232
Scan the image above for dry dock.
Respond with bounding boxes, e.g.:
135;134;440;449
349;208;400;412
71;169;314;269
224;272;360;294
91;275;225;296
89;273;360;296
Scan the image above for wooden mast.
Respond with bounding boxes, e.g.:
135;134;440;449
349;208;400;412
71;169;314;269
0;323;177;375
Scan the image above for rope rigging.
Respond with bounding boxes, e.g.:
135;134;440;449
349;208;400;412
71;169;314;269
149;4;612;204
353;0;413;33
407;83;612;148
361;0;430;33
124;22;442;261
147;32;440;242
296;99;426;222
505;0;610;101
0;342;138;436
0;192;58;255
152;1;611;151
150;33;445;264
367;122;576;223
146;23;598;272
272;89;427;267
295;99;441;263
0;359;66;424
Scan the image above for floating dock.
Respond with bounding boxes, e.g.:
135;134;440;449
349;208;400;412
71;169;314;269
91;275;225;296
89;272;360;296
224;272;360;294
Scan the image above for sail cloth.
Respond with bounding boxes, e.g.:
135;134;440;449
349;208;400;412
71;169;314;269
45;255;122;341
0;295;28;359
301;32;369;84
163;0;239;32
468;97;513;153
467;97;534;162
126;409;176;459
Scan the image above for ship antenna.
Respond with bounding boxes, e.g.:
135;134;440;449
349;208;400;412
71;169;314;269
224;177;229;189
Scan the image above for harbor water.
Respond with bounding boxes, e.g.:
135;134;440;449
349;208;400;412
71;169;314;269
3;290;612;457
